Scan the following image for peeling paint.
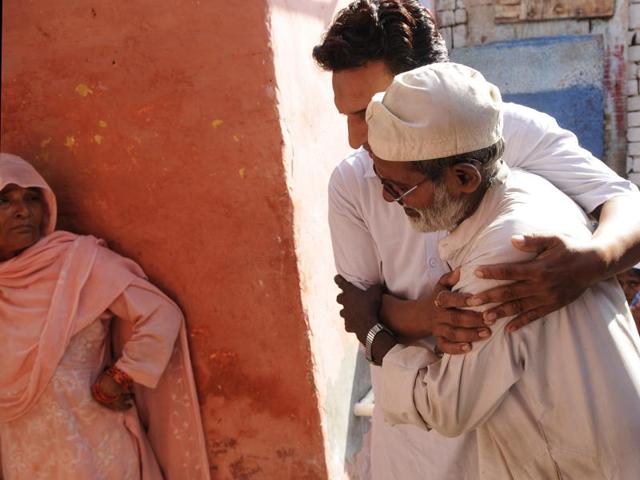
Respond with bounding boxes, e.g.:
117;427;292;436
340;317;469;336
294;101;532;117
93;134;103;144
211;119;224;128
233;134;240;142
64;136;76;148
239;167;246;178
75;83;93;97
98;120;108;128
40;138;51;148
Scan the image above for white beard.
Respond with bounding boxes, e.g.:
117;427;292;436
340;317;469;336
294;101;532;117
406;182;469;233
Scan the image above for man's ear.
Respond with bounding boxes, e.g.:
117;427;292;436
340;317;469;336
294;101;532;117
447;163;482;194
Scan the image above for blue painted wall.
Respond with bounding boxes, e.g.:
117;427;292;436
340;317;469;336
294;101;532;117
451;35;604;158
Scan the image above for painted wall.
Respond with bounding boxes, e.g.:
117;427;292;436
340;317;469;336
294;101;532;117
451;35;605;158
268;1;371;478
1;1;328;478
441;0;629;175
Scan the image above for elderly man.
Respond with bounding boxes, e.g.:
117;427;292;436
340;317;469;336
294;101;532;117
314;1;640;478
355;62;640;478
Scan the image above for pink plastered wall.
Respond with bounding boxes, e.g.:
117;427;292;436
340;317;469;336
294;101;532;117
1;1;328;478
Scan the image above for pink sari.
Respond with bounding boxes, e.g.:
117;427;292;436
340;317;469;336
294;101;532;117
0;153;209;479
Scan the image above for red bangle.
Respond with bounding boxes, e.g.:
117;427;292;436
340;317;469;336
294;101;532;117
105;365;134;389
91;381;119;405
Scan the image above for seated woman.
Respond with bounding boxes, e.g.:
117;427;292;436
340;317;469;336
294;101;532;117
0;153;209;479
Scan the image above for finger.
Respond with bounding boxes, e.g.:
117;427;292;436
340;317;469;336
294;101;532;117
481;295;548;324
474;261;539;281
505;306;551;332
437;269;460;289
510;234;559;255
467;280;535;307
434;290;472;309
334;275;347;288
436;337;471;355
440;307;485;329
433;324;491;343
336;293;344;305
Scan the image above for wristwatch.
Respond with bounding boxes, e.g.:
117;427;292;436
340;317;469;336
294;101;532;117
365;323;394;364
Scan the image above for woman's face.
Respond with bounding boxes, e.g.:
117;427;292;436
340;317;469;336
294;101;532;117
0;184;45;261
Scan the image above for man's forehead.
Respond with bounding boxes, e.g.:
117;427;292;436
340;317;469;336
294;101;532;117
332;62;395;113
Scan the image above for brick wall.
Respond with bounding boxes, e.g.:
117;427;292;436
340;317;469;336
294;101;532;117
436;0;637;185
628;1;640;184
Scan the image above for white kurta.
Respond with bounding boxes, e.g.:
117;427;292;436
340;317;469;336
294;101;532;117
380;164;640;479
328;103;640;479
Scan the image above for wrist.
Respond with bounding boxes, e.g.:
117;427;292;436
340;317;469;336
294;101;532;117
357;315;379;345
585;241;613;283
413;294;436;337
105;365;134;390
371;330;397;366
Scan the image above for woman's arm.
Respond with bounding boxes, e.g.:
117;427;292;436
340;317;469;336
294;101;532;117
92;278;182;410
108;278;182;388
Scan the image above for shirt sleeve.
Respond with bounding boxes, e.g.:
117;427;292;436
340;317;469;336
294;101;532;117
109;277;182;388
502;103;638;213
328;164;383;290
379;224;535;437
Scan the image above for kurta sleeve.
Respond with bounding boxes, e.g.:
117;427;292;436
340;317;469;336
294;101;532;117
108;277;182;388
379;220;538;437
328;164;383;290
501;104;638;214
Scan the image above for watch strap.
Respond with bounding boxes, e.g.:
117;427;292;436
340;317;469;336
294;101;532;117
365;323;394;363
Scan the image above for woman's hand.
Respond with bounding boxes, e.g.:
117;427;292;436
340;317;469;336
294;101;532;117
91;370;134;411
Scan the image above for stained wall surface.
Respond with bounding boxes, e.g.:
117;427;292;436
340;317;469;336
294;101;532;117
268;1;369;478
1;1;327;478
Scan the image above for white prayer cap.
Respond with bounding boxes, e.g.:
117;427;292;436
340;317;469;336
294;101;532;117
366;63;503;162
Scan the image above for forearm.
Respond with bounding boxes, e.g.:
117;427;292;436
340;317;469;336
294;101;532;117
379;293;433;340
110;280;182;388
591;195;640;279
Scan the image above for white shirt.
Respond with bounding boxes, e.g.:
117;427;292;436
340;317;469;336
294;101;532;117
380;164;640;479
328;103;640;480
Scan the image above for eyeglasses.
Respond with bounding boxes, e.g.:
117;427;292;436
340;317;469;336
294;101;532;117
372;164;427;205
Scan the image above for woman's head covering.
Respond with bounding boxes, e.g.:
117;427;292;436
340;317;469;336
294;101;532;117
0;153;57;235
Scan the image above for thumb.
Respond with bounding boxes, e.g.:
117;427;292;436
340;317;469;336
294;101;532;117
437;269;460;289
511;234;559;255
